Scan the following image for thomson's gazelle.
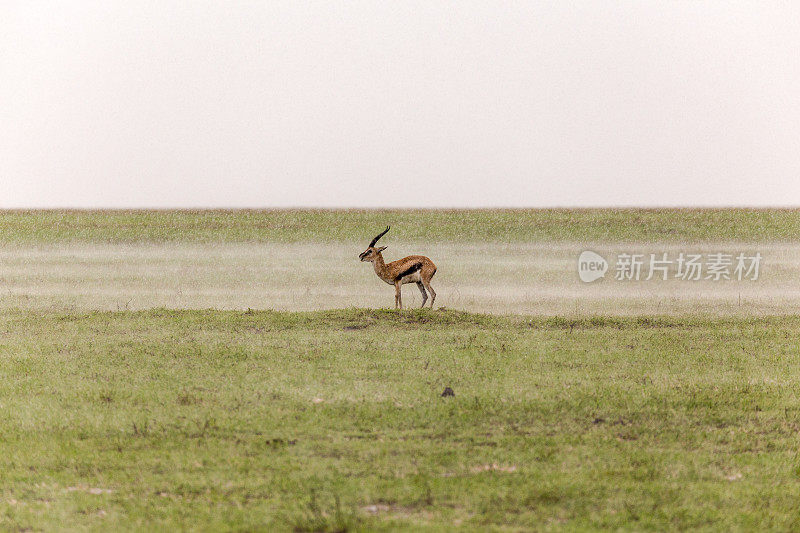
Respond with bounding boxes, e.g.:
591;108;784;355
359;226;437;309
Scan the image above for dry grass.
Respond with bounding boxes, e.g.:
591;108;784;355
1;241;799;315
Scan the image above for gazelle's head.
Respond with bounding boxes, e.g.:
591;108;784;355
359;226;390;262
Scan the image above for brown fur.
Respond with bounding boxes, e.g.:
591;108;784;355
360;227;437;309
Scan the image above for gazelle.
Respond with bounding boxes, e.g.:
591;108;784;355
359;226;437;309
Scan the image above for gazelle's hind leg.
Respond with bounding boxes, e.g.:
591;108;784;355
416;282;428;308
423;280;436;308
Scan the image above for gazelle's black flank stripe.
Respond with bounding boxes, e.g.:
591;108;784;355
395;262;422;281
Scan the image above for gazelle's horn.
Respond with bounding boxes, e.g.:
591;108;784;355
369;226;390;247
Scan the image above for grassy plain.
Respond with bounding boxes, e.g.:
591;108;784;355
2;209;800;315
2;209;800;530
1;208;799;243
3;309;800;531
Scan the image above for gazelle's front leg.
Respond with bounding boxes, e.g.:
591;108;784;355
394;282;402;309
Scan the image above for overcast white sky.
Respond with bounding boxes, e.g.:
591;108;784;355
1;1;799;208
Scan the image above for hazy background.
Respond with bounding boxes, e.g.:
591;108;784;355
2;1;799;208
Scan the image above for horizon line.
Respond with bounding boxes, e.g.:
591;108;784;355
1;205;800;212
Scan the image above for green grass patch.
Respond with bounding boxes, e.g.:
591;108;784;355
2;208;800;243
1;308;800;530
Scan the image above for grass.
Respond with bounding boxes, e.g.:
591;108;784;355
1;208;800;243
2;308;800;530
3;208;799;529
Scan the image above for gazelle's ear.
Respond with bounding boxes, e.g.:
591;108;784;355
376;246;388;252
